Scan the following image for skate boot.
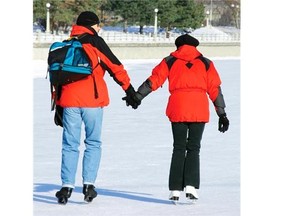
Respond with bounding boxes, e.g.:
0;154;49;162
185;185;198;202
83;184;97;203
55;187;73;205
169;190;180;203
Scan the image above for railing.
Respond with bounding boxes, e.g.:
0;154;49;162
33;29;240;44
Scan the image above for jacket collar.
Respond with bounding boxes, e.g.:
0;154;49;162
171;45;202;62
70;25;98;37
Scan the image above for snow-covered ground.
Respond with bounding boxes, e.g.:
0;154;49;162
33;58;240;216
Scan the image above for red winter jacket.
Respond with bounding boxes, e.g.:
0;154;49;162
56;25;131;108
147;45;222;122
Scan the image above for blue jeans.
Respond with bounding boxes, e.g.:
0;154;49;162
61;107;103;188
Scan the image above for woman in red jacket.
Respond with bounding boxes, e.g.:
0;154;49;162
54;11;137;205
123;34;229;203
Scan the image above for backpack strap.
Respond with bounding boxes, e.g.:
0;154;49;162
50;84;62;111
50;83;55;111
65;33;88;42
92;75;98;98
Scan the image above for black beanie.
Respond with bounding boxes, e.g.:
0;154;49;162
175;34;199;48
76;11;100;26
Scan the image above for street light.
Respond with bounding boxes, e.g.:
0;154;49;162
46;3;51;34
206;10;210;27
210;0;213;26
154;8;158;40
231;3;240;28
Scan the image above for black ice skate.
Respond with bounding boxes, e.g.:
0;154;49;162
83;184;97;203
55;187;73;205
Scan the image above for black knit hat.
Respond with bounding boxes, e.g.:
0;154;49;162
76;11;100;26
175;34;199;48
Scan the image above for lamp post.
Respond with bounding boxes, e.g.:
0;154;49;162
154;8;158;40
210;0;213;26
46;3;51;34
206;10;210;27
231;3;240;28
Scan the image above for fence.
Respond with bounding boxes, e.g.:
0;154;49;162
33;27;240;59
33;28;240;44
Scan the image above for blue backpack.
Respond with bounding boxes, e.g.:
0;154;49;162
47;34;93;126
47;34;92;86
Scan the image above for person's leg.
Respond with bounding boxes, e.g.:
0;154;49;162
81;107;103;185
61;107;82;188
169;122;189;191
184;122;205;189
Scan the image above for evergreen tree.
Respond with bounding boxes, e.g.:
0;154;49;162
33;0;100;34
33;0;206;34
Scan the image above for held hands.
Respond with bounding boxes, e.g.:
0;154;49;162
218;113;229;133
122;84;142;109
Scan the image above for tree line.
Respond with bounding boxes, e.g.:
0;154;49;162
33;0;205;34
33;0;240;34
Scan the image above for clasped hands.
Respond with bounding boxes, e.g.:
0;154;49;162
122;85;142;109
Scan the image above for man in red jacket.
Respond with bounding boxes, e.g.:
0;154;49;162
54;11;137;204
123;34;229;203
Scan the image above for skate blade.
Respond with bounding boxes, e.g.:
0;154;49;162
172;200;180;205
172;200;197;205
57;197;68;205
84;196;95;203
186;198;197;204
169;196;179;204
171;198;197;205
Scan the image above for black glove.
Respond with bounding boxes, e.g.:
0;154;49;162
122;84;141;109
54;105;63;127
218;113;229;133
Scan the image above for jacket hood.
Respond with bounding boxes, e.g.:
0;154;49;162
70;25;97;37
170;45;202;62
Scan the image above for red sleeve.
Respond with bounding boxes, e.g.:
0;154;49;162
148;59;169;91
97;49;130;90
83;39;131;91
206;62;222;102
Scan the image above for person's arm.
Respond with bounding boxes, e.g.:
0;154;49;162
90;36;132;91
206;61;230;133
88;36;138;108
134;58;170;102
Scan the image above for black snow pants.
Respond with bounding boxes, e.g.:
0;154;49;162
169;122;205;191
